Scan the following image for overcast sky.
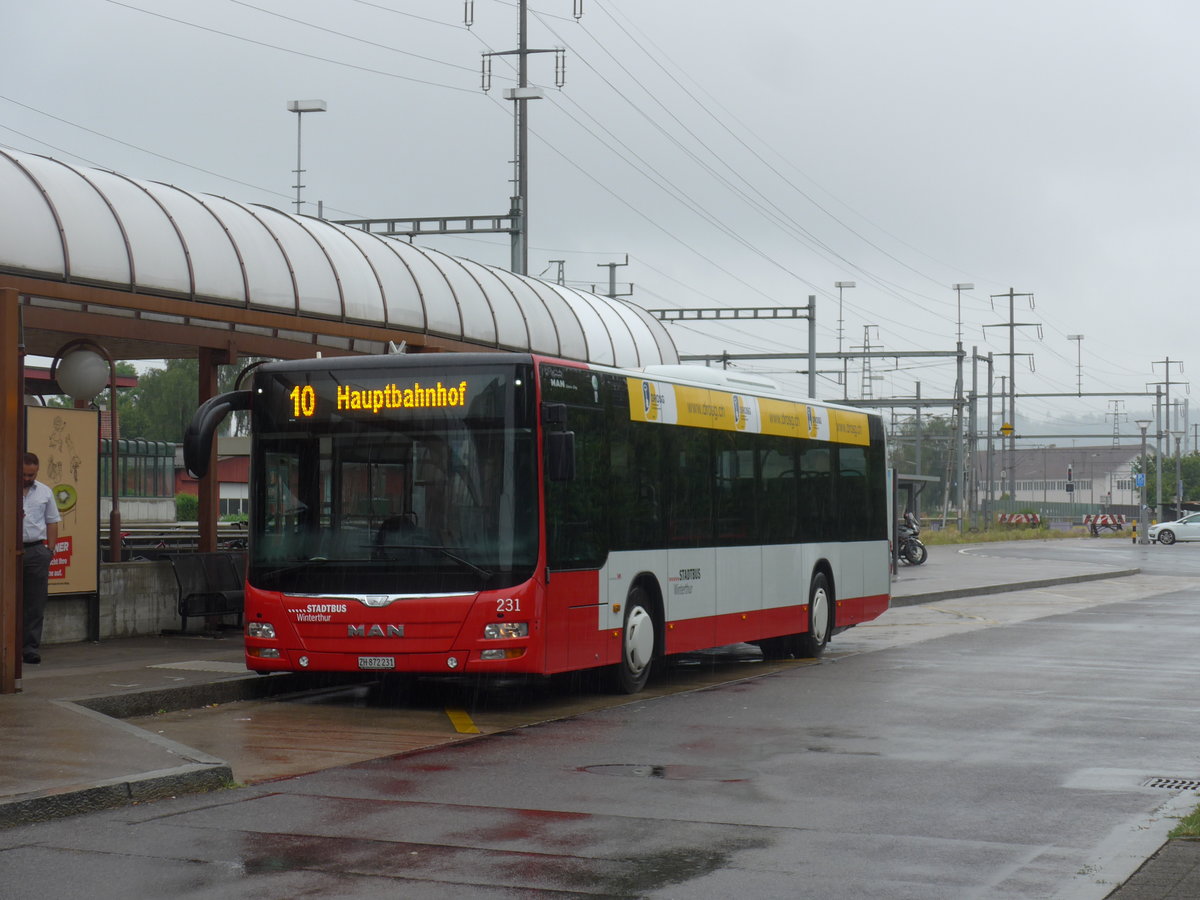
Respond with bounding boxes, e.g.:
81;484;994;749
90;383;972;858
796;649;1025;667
4;0;1197;439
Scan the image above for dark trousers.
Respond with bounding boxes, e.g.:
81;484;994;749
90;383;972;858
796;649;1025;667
22;543;52;653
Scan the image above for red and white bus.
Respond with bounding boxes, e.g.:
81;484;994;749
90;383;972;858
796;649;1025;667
185;352;891;692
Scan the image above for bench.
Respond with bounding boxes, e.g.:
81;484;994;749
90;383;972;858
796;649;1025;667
167;552;245;633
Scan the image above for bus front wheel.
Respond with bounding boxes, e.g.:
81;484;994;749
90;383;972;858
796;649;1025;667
611;587;655;694
794;572;833;658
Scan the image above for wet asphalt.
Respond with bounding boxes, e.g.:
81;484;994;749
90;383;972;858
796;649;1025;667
1;538;1199;898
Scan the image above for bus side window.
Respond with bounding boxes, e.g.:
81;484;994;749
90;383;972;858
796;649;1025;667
667;429;713;547
865;427;888;539
758;440;797;543
798;446;832;542
715;434;755;545
546;406;609;569
836;446;869;540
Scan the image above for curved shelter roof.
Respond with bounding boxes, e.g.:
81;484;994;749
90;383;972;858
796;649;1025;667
0;148;677;367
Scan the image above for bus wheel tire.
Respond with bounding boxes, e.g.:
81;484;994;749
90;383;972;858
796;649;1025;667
795;572;833;659
611;588;655;694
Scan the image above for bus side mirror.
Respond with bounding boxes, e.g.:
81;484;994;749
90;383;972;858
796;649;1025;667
184;390;252;478
546;431;576;482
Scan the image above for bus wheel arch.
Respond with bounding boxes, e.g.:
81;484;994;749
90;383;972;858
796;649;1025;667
610;575;662;694
795;565;834;658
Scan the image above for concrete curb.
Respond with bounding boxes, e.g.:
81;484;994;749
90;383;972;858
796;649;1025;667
0;672;327;829
0;763;234;829
74;671;314;719
891;567;1141;607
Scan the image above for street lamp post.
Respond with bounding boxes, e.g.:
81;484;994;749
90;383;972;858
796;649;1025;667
835;281;855;400
1136;419;1151;545
1174;432;1184;521
287;99;327;214
51;339;121;562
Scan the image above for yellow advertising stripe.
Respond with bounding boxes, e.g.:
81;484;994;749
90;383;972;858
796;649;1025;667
627;377;870;446
759;397;813;439
445;707;481;734
827;408;871;446
673;385;736;431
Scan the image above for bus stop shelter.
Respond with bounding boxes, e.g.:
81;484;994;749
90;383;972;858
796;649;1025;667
0;147;679;692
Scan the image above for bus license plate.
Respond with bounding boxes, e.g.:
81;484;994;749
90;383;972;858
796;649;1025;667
357;656;395;670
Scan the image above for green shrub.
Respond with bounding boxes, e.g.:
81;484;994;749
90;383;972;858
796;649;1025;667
175;492;199;521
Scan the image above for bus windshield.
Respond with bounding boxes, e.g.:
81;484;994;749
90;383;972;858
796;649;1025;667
249;363;537;596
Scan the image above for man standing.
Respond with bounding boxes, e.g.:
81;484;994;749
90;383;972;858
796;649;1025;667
22;452;60;665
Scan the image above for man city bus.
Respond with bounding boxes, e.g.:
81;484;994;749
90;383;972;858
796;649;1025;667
184;352;890;693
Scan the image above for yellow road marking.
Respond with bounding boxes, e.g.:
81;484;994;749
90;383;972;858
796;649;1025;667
445;708;481;734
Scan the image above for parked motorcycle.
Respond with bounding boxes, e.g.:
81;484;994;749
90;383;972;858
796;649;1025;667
897;511;928;565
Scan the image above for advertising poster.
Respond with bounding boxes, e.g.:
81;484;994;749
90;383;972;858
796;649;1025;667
26;405;99;595
626;377;870;446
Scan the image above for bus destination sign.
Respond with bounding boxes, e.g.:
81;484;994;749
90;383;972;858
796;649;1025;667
287;379;471;419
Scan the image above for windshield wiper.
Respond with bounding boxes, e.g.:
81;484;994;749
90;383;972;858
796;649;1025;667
259;557;337;579
376;544;494;581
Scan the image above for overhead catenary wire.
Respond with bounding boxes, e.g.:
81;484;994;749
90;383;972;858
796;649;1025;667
4;1;1177;422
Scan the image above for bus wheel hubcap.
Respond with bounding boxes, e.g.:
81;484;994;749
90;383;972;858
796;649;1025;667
811;589;828;642
626;606;653;673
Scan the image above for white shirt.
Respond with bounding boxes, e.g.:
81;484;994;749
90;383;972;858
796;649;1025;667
23;480;61;544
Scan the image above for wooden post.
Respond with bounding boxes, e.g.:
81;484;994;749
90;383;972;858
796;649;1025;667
1;291;23;693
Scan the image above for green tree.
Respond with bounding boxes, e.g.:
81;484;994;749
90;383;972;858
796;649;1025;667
889;414;957;509
1140;452;1200;510
117;357;267;442
119;358;201;442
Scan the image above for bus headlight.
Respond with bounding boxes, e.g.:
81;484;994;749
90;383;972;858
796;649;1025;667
247;622;276;639
480;648;526;660
483;622;528;639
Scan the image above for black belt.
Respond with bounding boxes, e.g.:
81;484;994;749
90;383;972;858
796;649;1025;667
23;541;43;548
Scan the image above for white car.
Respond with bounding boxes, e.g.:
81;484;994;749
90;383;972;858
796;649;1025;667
1148;512;1200;545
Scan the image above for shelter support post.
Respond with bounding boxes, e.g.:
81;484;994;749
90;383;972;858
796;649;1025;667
2;290;23;693
197;349;222;553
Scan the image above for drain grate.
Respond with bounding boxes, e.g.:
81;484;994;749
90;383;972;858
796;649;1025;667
583;764;666;778
1143;777;1200;791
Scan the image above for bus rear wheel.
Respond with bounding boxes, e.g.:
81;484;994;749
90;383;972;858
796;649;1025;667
756;572;834;660
794;572;833;658
611;587;655;694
